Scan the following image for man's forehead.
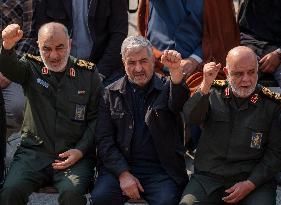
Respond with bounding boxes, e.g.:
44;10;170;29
125;48;149;60
39;35;68;46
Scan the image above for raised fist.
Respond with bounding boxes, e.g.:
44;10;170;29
202;62;221;85
161;50;182;72
2;24;23;49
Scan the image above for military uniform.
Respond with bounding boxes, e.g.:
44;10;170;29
0;46;102;205
180;80;281;205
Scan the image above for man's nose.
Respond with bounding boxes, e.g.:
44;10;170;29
135;61;142;72
241;73;250;82
49;50;59;59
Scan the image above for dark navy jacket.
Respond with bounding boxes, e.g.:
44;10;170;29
96;75;189;186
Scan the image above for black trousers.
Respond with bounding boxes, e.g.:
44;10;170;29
91;167;184;205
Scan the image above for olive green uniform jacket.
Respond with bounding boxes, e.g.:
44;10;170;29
183;81;281;188
0;45;102;171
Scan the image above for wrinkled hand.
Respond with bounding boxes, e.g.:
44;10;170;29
259;51;281;73
161;50;182;71
180;57;199;75
200;62;221;94
52;149;83;170
161;50;183;84
0;72;11;88
2;24;23;49
119;171;144;200
222;180;256;204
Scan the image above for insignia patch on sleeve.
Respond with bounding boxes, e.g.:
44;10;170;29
250;132;262;149
74;104;86;121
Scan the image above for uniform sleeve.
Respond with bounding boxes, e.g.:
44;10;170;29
95;89;130;177
96;0;128;78
183;90;210;124
0;45;30;85
75;69;103;154
168;80;190;113
248;107;281;187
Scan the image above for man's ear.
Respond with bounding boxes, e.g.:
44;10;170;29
223;67;228;76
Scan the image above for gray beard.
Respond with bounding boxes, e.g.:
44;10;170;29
39;48;70;72
227;77;256;98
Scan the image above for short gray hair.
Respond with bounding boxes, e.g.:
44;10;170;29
121;36;153;59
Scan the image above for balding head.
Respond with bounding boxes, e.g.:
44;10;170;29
224;46;258;98
37;22;71;72
38;22;69;40
226;46;258;70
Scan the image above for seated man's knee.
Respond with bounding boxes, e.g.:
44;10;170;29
58;190;87;205
91;188;126;205
0;186;28;204
153;192;180;205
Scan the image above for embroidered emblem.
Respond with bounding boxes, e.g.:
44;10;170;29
76;60;94;70
41;67;49;75
250;132;262;149
212;80;227;87
250;94;259;104
69;68;76;78
26;54;42;62
36;78;49;88
261;86;281;103
78;90;86;95
74;104;86;121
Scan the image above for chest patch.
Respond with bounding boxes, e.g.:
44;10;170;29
74;104;86;121
250;132;262;149
36;78;49;88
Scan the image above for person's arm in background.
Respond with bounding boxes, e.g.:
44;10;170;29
16;0;38;57
96;0;128;80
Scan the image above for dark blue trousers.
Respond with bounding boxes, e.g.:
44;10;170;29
91;168;183;205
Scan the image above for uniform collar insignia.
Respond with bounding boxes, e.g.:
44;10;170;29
69;67;76;78
223;87;231;98
250;93;259;105
41;67;49;75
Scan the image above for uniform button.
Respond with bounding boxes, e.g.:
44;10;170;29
128;125;133;129
125;147;129;151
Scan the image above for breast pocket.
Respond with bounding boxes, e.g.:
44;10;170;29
68;95;89;121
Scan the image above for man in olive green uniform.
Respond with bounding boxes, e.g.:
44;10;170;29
181;46;281;205
0;23;102;205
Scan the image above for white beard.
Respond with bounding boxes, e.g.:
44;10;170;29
227;76;256;98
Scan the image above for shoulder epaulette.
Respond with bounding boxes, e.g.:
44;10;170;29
212;80;227;88
76;59;95;70
260;86;281;103
25;54;42;62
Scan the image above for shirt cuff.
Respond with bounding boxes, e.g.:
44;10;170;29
189;54;203;63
